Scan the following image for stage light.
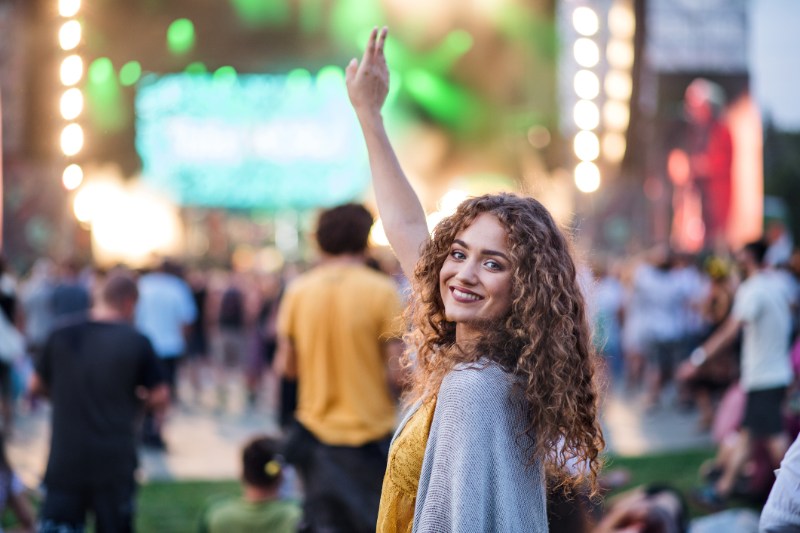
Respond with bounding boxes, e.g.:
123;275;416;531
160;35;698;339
574;70;600;100
603;132;627;163
607;39;634;69
573;100;600;130
167;19;195;55
60;88;83;120
185;62;208;74
575;162;601;193
574;38;599;68
88;57;114;84
58;0;80;17
60;55;83;86
605;70;632;100
574;130;600;161
213;66;238;84
59;20;81;50
609;2;636;39
603;100;630;131
62;164;83;190
573;7;599;36
119;61;142;87
61;123;84;156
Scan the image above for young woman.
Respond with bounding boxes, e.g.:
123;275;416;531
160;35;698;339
346;28;605;532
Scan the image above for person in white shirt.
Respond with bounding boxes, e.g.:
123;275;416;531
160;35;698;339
679;240;793;506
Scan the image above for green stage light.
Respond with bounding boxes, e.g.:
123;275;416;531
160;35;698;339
330;0;385;48
167;19;195;55
230;0;289;27
213;66;237;85
404;69;483;132
88;57;114;84
119;61;142;87
286;68;311;91
185;62;208;74
87;58;126;132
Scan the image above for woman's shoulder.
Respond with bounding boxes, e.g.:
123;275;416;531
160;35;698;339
439;360;519;408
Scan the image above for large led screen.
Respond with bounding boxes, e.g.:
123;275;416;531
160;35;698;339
135;70;369;210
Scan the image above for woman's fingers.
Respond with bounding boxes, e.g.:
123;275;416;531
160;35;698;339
376;26;388;57
363;27;379;65
345;58;358;84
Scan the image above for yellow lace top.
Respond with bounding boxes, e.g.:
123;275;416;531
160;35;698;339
376;398;437;533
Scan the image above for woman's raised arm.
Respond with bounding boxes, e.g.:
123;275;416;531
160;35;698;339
345;27;429;279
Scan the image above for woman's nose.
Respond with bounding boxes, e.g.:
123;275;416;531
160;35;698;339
454;260;479;284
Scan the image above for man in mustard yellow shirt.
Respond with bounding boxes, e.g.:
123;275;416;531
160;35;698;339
276;203;404;533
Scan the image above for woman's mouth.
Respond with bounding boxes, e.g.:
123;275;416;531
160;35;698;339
450;287;482;302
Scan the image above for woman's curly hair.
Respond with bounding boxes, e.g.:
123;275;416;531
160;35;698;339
402;193;605;493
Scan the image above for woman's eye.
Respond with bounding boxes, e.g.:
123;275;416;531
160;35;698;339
451;250;466;260
485;260;502;270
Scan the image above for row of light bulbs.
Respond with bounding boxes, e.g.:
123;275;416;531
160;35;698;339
58;0;84;191
570;2;635;193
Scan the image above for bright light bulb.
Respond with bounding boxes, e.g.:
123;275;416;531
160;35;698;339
574;38;600;68
607;39;634;69
60;88;83;120
573;7;599;36
609;2;636;39
62;164;83;190
60;55;83;86
573;100;600;130
59;20;81;50
60;123;84;156
575;162;601;193
59;0;80;17
574;70;600;100
574;130;600;161
605;70;633;100
603;100;630;131
603;132;627;163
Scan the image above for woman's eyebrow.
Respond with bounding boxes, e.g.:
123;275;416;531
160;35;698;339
453;239;509;261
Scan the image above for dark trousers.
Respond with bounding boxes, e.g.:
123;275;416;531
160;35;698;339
296;433;391;533
39;479;136;533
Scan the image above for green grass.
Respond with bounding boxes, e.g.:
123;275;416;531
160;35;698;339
132;448;723;531
602;447;718;517
137;480;239;533
5;448;732;531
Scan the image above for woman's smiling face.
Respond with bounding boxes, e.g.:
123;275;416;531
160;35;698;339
439;213;514;343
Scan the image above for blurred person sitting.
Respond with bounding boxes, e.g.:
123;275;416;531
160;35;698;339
593;484;689;533
30;272;168;533
198;435;300;533
678;240;794;508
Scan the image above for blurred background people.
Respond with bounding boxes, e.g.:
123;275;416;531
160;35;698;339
135;259;197;449
198;435;300;533
30;272;168;533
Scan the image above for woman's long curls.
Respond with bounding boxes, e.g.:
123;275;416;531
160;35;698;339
402;193;605;494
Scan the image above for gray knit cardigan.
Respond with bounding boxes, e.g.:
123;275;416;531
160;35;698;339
398;361;547;533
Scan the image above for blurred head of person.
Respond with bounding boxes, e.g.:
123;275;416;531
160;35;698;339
735;240;768;278
684;78;725;124
242;435;283;498
96;272;139;322
315;203;374;257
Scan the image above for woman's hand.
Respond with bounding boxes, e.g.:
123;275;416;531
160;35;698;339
345;26;389;119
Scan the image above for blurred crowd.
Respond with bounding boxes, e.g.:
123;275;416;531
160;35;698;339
0;220;797;532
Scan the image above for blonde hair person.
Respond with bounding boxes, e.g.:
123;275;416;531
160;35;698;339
346;27;604;532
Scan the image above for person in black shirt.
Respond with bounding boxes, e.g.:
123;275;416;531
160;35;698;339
30;272;168;533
